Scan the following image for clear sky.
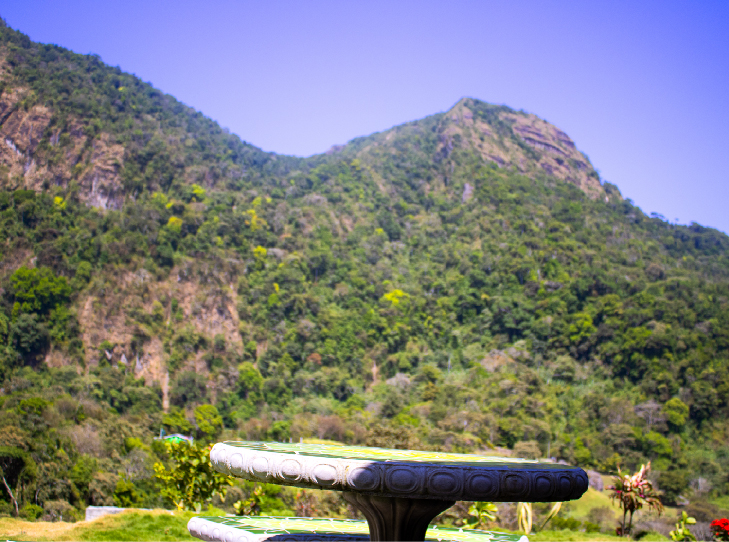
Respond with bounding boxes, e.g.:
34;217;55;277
3;1;729;233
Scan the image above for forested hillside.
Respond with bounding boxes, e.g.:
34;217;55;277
1;18;729;519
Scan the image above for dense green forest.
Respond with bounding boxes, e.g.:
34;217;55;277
1;17;729;524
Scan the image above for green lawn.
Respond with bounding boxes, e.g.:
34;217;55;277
530;531;667;541
0;510;196;541
562;487;621;521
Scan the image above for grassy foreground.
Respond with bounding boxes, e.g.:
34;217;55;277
0;511;668;542
0;509;195;541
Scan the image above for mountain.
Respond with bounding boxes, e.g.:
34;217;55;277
1;18;729;518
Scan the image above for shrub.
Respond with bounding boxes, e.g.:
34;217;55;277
20;503;43;520
153;442;232;511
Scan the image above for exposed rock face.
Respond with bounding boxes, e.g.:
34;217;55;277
75;265;244;408
439;98;603;197
0;80;125;209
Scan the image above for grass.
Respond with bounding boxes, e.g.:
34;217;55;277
563;487;622;521
529;530;624;541
710;494;729;511
0;509;196;541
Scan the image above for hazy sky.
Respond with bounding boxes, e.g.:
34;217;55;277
3;1;729;233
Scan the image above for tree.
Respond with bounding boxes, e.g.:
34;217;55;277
664;398;689;430
0;446;36;516
194;404;223;440
162;407;194;435
9;313;49;361
170;371;207;406
237;362;263;401
113;476;142;507
659;470;688;505
609;462;663;536
10;266;71;316
153;441;232;511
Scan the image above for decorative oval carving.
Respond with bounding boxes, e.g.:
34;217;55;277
210;451;226;474
465;472;497;499
572;472;589;499
534;475;554;499
312;463;338;487
279;458;303;482
250;455;269;479
347;465;380;491
209;445;221;464
386;466;421;493
187;517;200;537
502;472;529;499
228;453;245;476
556;475;573;499
428;469;461;496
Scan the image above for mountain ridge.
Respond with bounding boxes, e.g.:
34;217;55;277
0;16;605;210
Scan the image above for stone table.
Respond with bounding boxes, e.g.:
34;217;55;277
208;442;588;542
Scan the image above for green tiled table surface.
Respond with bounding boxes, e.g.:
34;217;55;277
188;515;529;542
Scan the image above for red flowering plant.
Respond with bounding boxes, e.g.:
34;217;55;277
711;518;729;541
608;462;664;537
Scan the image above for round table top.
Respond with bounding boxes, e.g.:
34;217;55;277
211;442;588;503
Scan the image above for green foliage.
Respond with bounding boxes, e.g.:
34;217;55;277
0;445;37;516
11;267;71;316
113;477;142;508
669;511;697;541
465;501;499;529
658;471;687;505
19;502;43;520
193;404;223;440
664;398;689;430
162;408;194;436
153;442;232;511
8;313;49;359
233;483;292;517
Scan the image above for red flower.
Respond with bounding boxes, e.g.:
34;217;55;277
711;518;729;541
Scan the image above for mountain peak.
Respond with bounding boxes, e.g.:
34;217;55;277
443;97;604;197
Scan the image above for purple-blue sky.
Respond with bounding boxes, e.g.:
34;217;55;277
3;1;729;233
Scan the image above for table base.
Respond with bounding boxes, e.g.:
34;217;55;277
343;492;455;542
